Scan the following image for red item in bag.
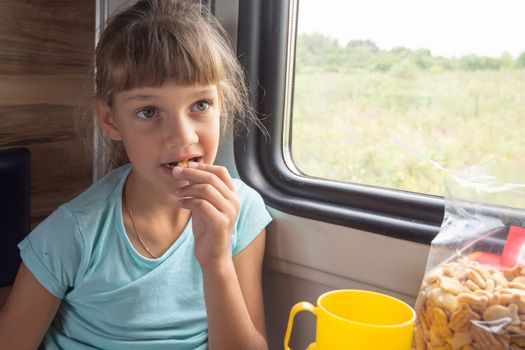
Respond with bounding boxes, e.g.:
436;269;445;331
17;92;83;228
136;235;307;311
473;226;525;268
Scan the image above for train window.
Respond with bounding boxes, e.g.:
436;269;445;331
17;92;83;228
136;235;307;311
291;0;525;196
234;0;524;243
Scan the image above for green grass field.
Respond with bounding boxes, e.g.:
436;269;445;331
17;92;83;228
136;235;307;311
291;69;525;196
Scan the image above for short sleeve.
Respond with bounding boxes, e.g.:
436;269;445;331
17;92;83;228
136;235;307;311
18;206;84;299
231;180;273;256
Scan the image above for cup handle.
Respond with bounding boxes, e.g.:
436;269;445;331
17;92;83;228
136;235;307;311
284;301;317;350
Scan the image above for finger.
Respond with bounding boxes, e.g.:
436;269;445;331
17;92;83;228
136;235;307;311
191;163;235;192
178;196;232;226
172;163;236;198
174;161;235;191
176;183;238;214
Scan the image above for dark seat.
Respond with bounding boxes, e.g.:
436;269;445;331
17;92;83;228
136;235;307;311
0;147;31;287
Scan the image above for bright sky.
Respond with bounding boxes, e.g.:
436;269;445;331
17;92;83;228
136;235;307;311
297;0;525;58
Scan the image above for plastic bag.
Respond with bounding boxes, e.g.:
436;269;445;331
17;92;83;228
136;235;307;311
414;165;525;350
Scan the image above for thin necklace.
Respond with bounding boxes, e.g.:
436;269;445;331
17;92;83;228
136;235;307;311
125;189;159;259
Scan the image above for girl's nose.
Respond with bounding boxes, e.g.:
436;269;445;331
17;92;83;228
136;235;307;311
163;114;199;148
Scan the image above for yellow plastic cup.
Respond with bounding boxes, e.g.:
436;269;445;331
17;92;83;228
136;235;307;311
284;289;416;350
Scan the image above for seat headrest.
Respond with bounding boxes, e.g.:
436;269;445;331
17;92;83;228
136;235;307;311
0;147;31;286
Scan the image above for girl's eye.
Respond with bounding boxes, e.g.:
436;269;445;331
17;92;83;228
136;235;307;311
191;100;210;113
136;107;157;119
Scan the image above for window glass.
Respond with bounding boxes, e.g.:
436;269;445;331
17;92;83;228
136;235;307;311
291;0;525;196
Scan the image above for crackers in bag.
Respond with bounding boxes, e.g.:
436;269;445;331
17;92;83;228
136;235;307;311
414;257;525;350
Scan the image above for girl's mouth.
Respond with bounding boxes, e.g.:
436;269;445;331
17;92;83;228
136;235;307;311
163;157;202;169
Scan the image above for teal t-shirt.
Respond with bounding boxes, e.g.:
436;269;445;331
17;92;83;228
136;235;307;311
19;164;272;350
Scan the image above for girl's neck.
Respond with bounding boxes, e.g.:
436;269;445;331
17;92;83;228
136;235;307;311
124;169;182;219
123;169;191;256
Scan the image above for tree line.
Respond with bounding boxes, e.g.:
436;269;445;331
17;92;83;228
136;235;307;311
296;33;525;73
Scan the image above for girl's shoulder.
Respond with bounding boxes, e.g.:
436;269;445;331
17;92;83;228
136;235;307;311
232;178;263;202
230;178;272;255
44;164;131;241
231;178;270;215
63;164;130;216
19;165;131;299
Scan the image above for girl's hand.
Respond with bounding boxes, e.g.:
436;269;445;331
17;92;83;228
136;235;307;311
172;162;240;268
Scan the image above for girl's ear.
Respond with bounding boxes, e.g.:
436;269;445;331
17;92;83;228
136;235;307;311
95;100;122;141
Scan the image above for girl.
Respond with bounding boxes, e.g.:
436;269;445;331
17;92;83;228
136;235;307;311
0;0;272;349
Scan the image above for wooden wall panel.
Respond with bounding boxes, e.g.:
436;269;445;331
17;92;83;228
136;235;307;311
0;75;90;106
0;1;94;75
0;104;77;146
29;140;92;223
0;1;95;228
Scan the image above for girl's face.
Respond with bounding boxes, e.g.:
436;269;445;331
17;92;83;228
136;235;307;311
97;81;221;194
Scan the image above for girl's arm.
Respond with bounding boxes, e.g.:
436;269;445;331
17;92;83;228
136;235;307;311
0;263;61;350
202;230;268;350
233;231;267;339
174;163;268;349
0;286;11;308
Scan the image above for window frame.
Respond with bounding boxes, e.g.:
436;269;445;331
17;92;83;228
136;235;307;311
234;0;444;244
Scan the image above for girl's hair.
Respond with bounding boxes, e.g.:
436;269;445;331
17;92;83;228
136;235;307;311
88;0;254;173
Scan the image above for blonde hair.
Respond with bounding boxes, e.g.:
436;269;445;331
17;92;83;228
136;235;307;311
88;0;253;173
